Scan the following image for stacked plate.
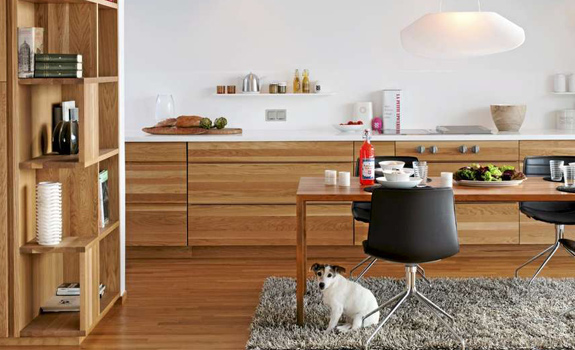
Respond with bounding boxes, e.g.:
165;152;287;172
36;182;62;246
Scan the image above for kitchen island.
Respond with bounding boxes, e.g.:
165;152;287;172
124;129;575;259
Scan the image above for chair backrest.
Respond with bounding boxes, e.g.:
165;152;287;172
367;187;460;264
523;156;575;176
521;156;575;213
355;156;419;177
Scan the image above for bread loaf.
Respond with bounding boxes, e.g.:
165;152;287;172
176;115;203;128
154;118;177;127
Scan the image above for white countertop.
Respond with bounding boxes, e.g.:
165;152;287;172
125;129;575;142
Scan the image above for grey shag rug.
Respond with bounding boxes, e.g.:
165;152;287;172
246;277;575;350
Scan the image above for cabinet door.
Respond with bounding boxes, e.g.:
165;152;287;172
520;141;575;159
188;204;353;246
126;162;187;204
355;203;519;245
126;142;187;163
126;204;187;246
396;141;519;162
188;163;353;204
188;142;353;163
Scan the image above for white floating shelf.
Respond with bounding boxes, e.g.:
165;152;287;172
213;92;336;97
552;92;575;95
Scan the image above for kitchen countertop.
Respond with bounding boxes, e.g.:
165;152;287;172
125;129;575;142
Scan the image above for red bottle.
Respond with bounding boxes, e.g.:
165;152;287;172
359;130;375;185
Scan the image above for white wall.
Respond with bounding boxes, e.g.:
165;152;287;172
125;0;575;131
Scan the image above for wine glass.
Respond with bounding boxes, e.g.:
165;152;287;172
155;94;175;123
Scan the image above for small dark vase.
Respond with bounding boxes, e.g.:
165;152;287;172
51;106;63;153
59;108;79;155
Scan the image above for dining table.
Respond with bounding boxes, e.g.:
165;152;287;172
295;176;575;325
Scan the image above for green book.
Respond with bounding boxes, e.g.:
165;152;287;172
34;70;83;78
35;54;83;63
35;62;82;71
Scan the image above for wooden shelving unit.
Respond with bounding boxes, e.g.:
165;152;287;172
3;0;121;346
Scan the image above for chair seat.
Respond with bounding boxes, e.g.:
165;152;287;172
520;205;575;225
362;240;454;265
352;202;371;223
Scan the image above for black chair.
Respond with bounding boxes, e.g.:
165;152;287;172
362;187;464;350
515;156;575;285
349;156;431;283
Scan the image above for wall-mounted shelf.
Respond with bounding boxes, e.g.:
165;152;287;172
552;92;575;95
213;92;336;97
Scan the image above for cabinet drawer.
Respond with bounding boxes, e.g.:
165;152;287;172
126;204;187;246
355;203;519;245
126;142;187;162
520;140;575;159
188;204;353;246
187;142;353;163
188;163;353;204
427;162;520;177
353;142;395;157
126;163;187;204
520;213;575;244
396;141;519;162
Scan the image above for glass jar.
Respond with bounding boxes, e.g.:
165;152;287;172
269;83;278;94
155;94;176;123
278;82;287;94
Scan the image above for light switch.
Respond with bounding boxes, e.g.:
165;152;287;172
266;109;287;122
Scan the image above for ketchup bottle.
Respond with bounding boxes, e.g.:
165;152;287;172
359;129;375;185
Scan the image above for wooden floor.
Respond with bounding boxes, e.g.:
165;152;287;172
6;248;575;350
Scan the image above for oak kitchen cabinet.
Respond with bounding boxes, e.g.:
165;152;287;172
125;139;575;251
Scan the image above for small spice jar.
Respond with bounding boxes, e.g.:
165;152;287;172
278;82;287;94
217;85;226;94
226;85;236;94
269;83;278;94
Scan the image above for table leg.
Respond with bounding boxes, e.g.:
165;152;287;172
296;198;307;326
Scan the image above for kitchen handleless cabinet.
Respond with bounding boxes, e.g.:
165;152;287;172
520;140;575;159
396;141;519;162
126;143;188;247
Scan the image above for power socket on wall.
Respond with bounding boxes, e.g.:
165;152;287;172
265;109;287;122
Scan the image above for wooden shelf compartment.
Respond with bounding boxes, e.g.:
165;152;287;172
19;148;118;170
20;220;119;254
19;77;118;85
99;229;120;314
19;312;84;338
98;8;118;76
99;82;119;149
99;291;119;314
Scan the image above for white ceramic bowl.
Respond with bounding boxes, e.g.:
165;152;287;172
384;171;411;182
333;124;365;133
379;161;405;171
376;177;421;189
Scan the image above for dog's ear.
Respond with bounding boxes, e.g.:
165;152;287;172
332;265;346;275
310;263;323;272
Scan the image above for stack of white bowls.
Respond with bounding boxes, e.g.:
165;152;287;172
36;182;63;246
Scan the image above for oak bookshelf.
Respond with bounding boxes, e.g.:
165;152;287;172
3;0;120;345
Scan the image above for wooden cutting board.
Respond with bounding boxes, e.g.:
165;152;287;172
142;127;242;135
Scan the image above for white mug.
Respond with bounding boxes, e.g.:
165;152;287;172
338;172;351;187
440;172;453;188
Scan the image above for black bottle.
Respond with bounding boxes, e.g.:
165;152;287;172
59;108;79;155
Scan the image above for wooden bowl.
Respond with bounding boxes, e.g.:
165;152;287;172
490;105;526;132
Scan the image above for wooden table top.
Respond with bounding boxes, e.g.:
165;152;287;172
296;177;575;202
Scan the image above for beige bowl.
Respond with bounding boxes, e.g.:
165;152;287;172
490;105;527;132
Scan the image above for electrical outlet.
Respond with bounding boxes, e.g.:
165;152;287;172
265;109;287;122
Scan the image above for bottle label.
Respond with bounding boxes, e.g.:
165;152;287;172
361;158;375;180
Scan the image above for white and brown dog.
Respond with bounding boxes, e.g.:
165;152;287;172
311;263;380;332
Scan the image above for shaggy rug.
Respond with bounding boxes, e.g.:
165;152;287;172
246;277;575;350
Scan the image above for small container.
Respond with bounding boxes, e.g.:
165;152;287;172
269;83;278;94
568;75;575;93
314;81;321;93
217;85;226;94
440;172;453;188
325;170;337;185
554;74;567;93
557;109;575;130
564;165;575;188
226;85;236;94
278;82;287;94
550;160;564;181
338;172;351;187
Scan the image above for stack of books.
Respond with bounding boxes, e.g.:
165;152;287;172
34;54;83;78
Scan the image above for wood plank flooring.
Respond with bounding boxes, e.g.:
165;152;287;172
6;249;575;350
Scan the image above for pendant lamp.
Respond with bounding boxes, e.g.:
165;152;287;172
401;0;525;59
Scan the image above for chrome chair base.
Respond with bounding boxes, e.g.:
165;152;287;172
362;266;465;350
515;225;575;286
350;256;431;285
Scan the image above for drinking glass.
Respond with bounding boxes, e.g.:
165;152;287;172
155;94;175;123
550;160;564;181
413;161;427;178
415;165;428;187
564;165;575;187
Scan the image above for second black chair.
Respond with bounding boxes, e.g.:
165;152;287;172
515;156;575;285
362;187;464;350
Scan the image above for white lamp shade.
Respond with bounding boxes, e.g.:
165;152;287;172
401;12;525;59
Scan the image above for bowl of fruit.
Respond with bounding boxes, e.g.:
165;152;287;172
334;120;365;132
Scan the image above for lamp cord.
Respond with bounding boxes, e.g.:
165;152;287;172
439;0;482;12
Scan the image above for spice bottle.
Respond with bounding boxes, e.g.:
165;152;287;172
302;69;310;93
293;69;301;93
